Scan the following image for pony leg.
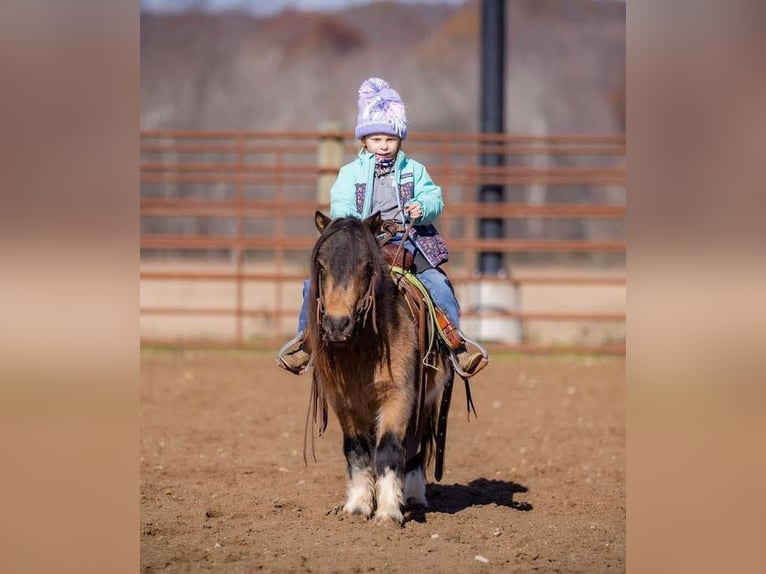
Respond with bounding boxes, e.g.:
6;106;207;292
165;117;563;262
373;431;405;524
373;376;418;524
342;435;375;518
403;452;428;507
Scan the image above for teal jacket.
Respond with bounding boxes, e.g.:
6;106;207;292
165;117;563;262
329;150;449;267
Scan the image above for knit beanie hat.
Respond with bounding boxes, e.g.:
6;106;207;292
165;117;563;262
354;77;408;141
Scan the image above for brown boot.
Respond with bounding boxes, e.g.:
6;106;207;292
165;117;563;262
454;346;486;377
276;333;311;375
435;309;487;378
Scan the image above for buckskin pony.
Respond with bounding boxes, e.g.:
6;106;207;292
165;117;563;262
304;211;463;524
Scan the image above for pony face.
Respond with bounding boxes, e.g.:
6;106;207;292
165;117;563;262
314;233;374;342
312;212;383;344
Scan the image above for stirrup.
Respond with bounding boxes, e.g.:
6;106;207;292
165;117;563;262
276;332;310;375
449;334;489;378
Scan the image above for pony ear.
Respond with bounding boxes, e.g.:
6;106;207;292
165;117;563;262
364;211;383;235
315;211;332;232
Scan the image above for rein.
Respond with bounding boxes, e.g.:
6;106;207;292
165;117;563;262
377;217;416;252
392;218;416;271
358;272;377;333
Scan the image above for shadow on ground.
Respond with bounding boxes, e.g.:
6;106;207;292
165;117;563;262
407;478;533;523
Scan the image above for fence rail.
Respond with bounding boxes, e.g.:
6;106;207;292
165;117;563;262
140;130;626;355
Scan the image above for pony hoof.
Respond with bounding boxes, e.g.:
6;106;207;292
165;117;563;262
342;503;373;519
373;510;404;526
403;469;427;507
405;497;428;509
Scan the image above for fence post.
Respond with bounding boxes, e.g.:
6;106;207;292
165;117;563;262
471;0;522;345
235;133;245;347
317;121;344;207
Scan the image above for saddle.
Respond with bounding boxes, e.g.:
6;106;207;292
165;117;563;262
379;220;414;270
382;243;413;271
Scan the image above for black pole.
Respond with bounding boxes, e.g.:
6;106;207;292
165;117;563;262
479;0;506;276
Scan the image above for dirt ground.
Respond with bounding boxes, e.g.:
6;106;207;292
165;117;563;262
140;350;625;573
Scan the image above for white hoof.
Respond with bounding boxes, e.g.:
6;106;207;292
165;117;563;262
374;508;404;525
344;468;374;518
375;469;404;524
343;501;373;518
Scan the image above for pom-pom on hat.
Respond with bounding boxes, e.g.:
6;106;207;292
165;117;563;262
355;77;408;140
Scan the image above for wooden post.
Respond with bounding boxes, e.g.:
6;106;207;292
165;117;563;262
317;121;344;207
235;133;245;347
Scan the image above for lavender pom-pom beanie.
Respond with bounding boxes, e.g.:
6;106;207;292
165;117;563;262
354;77;408;140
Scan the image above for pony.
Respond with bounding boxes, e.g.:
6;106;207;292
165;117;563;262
305;211;458;524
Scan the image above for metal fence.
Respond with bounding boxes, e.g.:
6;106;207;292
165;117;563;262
140;130;626;355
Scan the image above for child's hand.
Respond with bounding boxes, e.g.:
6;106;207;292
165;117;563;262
404;202;422;220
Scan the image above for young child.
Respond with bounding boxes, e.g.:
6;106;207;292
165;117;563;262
277;77;486;377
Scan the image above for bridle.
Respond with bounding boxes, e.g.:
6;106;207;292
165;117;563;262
313;228;380;339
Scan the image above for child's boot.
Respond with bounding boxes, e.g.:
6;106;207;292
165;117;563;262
454;345;485;376
276;332;311;375
436;310;488;378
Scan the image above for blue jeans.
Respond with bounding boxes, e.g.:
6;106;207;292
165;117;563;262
296;235;460;334
417;267;460;327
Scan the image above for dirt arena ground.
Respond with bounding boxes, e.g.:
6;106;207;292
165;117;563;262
140;350;625;573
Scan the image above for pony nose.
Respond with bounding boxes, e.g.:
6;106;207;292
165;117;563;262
322;314;354;341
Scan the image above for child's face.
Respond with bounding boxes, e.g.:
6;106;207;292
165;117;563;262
364;134;401;159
